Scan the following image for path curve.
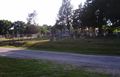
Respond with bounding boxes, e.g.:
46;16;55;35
0;48;120;75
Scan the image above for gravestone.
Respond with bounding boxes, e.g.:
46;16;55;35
61;29;70;37
50;38;53;42
80;34;85;39
92;33;96;38
16;34;20;37
37;34;40;38
0;35;2;38
21;34;24;41
32;34;37;37
117;32;120;38
73;34;76;39
54;37;56;40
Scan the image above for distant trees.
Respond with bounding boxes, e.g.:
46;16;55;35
1;0;120;35
40;24;52;34
0;20;13;35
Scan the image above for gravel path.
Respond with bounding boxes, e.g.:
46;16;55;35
0;47;120;75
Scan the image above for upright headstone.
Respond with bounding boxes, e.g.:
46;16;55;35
80;34;85;39
50;38;53;42
73;34;76;40
12;31;14;43
54;37;56;40
22;34;24;41
117;32;120;43
117;32;120;38
92;33;96;39
0;35;2;38
61;29;70;37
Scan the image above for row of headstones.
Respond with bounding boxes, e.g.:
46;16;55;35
0;34;52;38
52;32;120;41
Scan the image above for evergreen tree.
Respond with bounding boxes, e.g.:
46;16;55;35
55;0;73;30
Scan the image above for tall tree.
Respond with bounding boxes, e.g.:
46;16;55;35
72;3;82;29
27;10;38;25
55;0;73;30
76;0;107;34
106;0;120;27
25;10;40;34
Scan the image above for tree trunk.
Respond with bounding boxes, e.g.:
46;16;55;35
98;25;103;36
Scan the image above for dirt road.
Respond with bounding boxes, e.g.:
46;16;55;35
0;48;120;75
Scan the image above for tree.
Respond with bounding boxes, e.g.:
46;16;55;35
25;10;40;34
55;0;73;30
13;21;26;34
72;3;82;29
40;26;48;34
0;20;13;34
105;0;120;27
27;10;38;25
25;25;40;34
75;0;107;34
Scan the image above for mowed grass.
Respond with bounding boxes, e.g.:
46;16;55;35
0;36;120;55
0;56;111;77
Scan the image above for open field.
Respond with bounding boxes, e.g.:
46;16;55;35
0;36;120;55
0;56;113;77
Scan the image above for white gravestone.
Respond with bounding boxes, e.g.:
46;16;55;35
32;34;37;37
61;29;70;37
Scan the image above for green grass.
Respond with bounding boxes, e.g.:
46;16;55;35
0;56;112;77
0;36;120;55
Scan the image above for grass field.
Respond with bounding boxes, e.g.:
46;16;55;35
0;36;120;77
0;56;112;77
0;36;120;55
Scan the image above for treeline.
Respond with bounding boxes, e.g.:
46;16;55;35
54;0;120;34
0;20;52;35
1;0;120;35
0;10;53;35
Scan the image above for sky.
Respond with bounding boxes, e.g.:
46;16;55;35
0;0;85;26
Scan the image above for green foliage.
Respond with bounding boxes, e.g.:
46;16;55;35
25;24;40;34
40;26;48;34
0;20;13;34
103;25;120;33
72;0;120;34
70;25;74;34
25;10;40;34
13;21;26;34
39;25;52;34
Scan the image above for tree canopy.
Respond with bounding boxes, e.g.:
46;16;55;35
0;20;13;35
13;21;26;34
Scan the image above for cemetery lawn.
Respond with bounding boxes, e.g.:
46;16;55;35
0;56;111;77
0;36;120;55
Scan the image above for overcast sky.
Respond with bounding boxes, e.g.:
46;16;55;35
0;0;86;26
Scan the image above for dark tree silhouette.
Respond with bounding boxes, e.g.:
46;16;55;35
55;0;73;30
